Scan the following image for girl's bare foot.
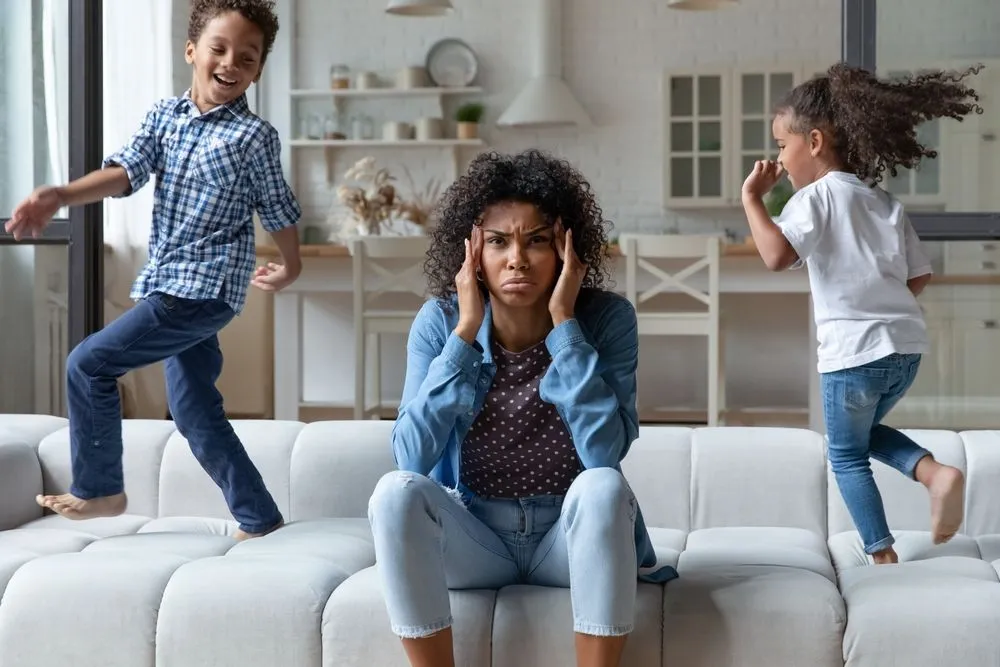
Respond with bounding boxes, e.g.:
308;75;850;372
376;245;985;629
872;547;898;565
35;492;127;520
915;456;965;544
234;520;284;541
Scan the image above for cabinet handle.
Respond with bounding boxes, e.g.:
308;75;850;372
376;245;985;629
982;320;998;329
982;261;997;270
983;243;997;251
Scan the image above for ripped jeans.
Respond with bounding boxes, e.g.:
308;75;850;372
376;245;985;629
367;467;640;638
822;353;931;554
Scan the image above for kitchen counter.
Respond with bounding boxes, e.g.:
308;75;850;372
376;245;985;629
255;241;1000;285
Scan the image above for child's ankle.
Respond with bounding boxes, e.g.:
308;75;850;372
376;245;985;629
871;547;898;565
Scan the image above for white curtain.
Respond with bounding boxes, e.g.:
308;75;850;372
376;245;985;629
100;0;175;418
42;0;68;189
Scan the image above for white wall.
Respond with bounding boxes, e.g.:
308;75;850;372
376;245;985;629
258;0;998;414
878;0;1000;65
259;0;841;412
280;0;840;231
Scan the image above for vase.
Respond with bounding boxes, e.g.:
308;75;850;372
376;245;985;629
457;122;478;140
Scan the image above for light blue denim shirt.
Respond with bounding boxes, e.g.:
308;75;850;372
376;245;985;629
392;288;677;584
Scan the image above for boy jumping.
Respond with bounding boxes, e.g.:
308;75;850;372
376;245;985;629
6;0;299;540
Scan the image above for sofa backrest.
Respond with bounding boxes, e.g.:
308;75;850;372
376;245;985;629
18;416;1000;538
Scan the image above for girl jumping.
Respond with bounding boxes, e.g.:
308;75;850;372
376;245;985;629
741;63;983;564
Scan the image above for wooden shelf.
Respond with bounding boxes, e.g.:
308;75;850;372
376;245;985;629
257;240;758;260
291;86;482;98
289;138;485;148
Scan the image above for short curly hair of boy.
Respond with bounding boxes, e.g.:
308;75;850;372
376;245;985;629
188;0;280;66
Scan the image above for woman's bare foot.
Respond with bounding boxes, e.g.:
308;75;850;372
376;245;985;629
871;547;898;565
35;492;127;520
234;520;284;541
915;456;965;544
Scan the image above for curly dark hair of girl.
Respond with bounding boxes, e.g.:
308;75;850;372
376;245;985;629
424;149;613;300
188;0;280;66
776;62;984;184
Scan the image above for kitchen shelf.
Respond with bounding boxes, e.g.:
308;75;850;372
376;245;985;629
289;138;485;148
290;86;483;98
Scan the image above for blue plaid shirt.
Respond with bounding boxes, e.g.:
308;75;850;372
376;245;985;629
103;92;301;314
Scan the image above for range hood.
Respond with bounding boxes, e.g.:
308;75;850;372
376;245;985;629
496;0;591;128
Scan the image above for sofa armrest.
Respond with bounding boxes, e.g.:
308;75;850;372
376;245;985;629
0;441;43;531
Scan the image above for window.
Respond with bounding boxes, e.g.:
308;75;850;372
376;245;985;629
0;0;103;415
843;0;1000;430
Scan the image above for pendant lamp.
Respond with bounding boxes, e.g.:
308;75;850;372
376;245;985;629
386;0;453;16
667;0;738;8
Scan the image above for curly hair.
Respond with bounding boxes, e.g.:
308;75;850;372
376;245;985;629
424;149;613;301
188;0;280;66
776;63;984;184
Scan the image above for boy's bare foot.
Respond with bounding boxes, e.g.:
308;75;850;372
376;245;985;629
35;492;127;520
872;547;898;565
233;520;284;541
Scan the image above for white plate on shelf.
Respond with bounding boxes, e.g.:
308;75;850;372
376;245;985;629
425;38;478;88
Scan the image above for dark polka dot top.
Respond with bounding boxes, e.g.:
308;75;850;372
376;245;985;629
460;339;582;498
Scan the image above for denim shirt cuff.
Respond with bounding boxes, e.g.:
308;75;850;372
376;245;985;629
442;330;485;376
545;318;585;355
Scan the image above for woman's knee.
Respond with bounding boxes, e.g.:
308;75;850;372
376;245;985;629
565;468;634;517
368;470;435;526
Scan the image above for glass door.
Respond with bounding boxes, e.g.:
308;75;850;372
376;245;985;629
0;0;103;415
843;0;1000;430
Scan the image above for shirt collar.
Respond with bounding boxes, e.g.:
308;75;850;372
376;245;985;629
175;89;252;119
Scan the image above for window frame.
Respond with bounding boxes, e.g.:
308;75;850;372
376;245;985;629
0;0;104;348
842;0;1000;240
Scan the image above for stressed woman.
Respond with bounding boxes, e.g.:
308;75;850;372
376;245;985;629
367;149;675;667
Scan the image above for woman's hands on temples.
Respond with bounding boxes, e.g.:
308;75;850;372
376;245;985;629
454;225;486;343
549;221;587;326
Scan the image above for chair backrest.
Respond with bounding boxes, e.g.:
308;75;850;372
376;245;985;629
617;233;721;317
348;236;431;307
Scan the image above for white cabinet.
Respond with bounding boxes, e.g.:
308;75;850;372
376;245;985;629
663;58;999;212
663;63;830;209
943;240;1000;276
734;70;796;193
884;286;954;428
951;316;1000;427
663;69;731;207
887;285;1000;430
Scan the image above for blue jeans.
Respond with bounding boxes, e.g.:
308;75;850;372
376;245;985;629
821;353;931;554
367;467;639;638
65;291;283;534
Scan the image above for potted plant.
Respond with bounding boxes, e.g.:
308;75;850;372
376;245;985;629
764;179;794;217
455;102;484;140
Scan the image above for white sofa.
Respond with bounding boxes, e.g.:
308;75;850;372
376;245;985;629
1;415;1000;666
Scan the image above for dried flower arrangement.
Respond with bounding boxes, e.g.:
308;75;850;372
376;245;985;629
328;157;441;241
395;165;442;229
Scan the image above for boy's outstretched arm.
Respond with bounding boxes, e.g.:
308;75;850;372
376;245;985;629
5;167;129;240
56;166;131;206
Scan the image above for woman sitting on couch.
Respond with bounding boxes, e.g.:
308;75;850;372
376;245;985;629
367;149;675;667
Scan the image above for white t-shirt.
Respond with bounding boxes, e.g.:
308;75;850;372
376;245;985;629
776;171;932;373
